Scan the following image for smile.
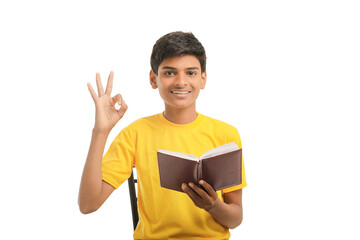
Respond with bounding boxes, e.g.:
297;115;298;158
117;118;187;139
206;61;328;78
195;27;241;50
170;90;191;95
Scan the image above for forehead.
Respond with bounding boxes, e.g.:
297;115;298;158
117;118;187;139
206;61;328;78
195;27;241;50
159;55;200;70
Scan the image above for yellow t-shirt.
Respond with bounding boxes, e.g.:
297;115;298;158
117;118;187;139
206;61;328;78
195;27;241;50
102;112;247;240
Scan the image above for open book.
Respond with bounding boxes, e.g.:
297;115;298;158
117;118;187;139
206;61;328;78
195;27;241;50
157;142;242;193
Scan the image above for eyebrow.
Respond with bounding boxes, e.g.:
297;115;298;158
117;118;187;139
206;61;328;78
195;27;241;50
161;66;200;70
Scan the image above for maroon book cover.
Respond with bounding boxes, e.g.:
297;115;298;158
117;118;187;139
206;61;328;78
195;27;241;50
157;142;242;193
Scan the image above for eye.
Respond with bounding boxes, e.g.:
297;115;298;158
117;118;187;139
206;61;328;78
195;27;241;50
164;71;175;76
187;71;197;76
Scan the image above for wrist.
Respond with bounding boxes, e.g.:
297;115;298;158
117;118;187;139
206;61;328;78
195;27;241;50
92;127;111;136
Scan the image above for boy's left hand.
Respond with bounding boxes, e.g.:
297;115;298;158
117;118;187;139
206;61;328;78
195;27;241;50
182;180;219;211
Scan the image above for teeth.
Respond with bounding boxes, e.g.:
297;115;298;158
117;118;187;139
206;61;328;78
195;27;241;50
171;91;190;94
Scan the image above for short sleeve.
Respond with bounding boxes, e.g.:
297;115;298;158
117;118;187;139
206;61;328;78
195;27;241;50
221;128;247;193
102;127;136;189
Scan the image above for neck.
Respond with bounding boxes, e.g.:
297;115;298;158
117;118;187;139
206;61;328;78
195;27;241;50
163;106;198;124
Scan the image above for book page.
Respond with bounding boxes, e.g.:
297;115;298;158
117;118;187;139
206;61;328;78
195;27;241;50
157;149;199;161
200;142;239;160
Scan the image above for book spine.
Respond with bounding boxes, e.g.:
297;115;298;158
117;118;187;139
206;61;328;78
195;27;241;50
193;162;198;183
197;160;202;183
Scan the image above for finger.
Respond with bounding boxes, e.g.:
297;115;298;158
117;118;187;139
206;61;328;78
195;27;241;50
117;99;128;118
87;83;97;101
199;180;218;198
182;183;202;205
96;72;105;97
112;94;125;112
189;182;209;200
186;191;202;208
105;71;114;96
112;94;123;106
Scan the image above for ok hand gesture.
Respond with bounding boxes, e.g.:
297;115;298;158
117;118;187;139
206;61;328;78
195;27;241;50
87;71;128;133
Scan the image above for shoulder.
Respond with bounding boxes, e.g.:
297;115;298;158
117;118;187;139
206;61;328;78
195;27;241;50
199;113;241;146
200;113;239;134
112;114;159;143
120;113;159;137
126;113;158;129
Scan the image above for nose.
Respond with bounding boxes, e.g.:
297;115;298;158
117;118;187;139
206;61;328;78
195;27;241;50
174;72;187;86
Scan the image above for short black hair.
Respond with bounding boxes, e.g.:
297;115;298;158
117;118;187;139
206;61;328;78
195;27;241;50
150;31;206;75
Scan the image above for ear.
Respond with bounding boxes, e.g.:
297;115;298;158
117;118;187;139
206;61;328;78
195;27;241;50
149;70;158;89
200;70;207;89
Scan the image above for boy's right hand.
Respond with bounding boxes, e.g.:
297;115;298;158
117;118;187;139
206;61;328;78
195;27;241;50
87;71;128;133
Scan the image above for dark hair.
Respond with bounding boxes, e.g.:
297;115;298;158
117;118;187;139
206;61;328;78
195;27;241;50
150;31;206;75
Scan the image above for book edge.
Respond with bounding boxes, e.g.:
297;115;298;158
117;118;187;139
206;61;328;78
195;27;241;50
200;142;239;160
157;149;199;161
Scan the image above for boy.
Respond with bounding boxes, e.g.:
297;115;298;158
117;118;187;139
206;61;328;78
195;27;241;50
78;31;247;239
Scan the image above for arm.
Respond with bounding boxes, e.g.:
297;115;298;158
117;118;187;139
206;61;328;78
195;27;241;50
182;181;243;229
207;189;243;229
78;129;115;214
78;71;128;214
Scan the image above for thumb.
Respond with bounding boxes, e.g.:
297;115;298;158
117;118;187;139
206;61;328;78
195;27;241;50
112;94;123;107
112;94;128;116
117;99;128;117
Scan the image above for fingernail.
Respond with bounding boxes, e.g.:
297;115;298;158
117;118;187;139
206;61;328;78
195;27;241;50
189;182;194;187
200;180;204;184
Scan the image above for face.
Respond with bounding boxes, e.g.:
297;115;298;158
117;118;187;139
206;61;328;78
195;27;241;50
150;55;207;111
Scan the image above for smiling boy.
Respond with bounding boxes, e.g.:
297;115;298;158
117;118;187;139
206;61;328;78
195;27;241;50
150;54;205;124
79;31;247;239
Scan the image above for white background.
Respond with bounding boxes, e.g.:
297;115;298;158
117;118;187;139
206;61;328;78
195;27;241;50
1;0;359;239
